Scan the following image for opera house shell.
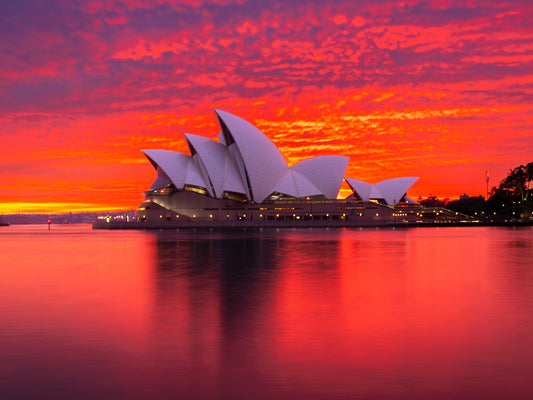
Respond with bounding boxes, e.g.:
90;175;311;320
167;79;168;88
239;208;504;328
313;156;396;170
135;109;420;227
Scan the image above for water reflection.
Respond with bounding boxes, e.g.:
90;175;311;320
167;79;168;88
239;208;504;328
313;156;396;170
145;227;533;400
1;226;533;399
147;230;346;399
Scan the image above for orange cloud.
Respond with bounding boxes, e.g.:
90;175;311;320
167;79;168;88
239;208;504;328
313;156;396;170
0;0;531;212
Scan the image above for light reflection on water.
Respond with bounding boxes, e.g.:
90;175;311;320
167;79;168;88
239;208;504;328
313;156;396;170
1;224;533;399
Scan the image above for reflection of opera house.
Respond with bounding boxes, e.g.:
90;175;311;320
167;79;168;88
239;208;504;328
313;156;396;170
129;109;429;228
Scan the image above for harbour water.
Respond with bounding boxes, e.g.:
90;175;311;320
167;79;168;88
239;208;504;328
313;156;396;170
1;224;533;399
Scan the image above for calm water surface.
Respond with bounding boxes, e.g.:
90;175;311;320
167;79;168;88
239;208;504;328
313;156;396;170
1;224;533;399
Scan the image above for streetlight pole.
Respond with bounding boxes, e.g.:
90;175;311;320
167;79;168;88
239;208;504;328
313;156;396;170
486;170;489;200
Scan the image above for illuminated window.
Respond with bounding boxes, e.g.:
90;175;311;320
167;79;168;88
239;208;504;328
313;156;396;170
184;185;208;196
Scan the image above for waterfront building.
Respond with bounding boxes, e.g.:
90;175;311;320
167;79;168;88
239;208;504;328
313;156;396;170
132;110;423;227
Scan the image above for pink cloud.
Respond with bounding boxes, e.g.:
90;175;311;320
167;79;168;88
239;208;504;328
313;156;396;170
0;0;532;210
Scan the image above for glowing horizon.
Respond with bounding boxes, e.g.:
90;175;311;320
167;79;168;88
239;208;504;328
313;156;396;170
1;1;532;214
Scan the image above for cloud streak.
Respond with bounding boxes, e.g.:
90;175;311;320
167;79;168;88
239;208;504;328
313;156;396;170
1;0;532;212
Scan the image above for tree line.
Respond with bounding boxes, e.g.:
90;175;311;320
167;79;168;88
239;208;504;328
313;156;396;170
418;162;532;220
490;162;533;202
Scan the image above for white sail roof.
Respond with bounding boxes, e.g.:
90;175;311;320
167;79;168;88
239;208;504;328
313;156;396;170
141;149;191;189
184;157;209;191
185;133;248;198
215;109;288;202
185;134;226;198
149;176;172;190
223;150;248;195
291;169;323;197
276;170;299;198
345;176;419;205
345;178;372;201
291;155;349;199
275;169;322;198
374;177;419;206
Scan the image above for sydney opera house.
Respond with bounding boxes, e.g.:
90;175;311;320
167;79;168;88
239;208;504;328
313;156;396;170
130;109;423;227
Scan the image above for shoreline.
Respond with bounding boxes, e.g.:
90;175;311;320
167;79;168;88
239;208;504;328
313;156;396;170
92;219;533;230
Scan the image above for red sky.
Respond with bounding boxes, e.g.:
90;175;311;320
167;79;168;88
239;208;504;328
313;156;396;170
1;0;532;213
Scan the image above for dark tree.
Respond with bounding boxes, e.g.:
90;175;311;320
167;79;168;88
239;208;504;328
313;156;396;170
418;195;447;208
487;162;533;220
492;162;533;202
446;196;486;217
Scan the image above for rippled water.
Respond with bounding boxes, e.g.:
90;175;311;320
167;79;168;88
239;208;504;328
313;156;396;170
1;224;533;399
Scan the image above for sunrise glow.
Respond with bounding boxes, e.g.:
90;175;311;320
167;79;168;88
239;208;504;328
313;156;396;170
1;1;532;213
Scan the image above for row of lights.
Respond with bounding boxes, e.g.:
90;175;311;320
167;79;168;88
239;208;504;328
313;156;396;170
174;212;352;220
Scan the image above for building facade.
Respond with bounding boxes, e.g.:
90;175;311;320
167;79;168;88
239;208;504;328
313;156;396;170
135;110;420;226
